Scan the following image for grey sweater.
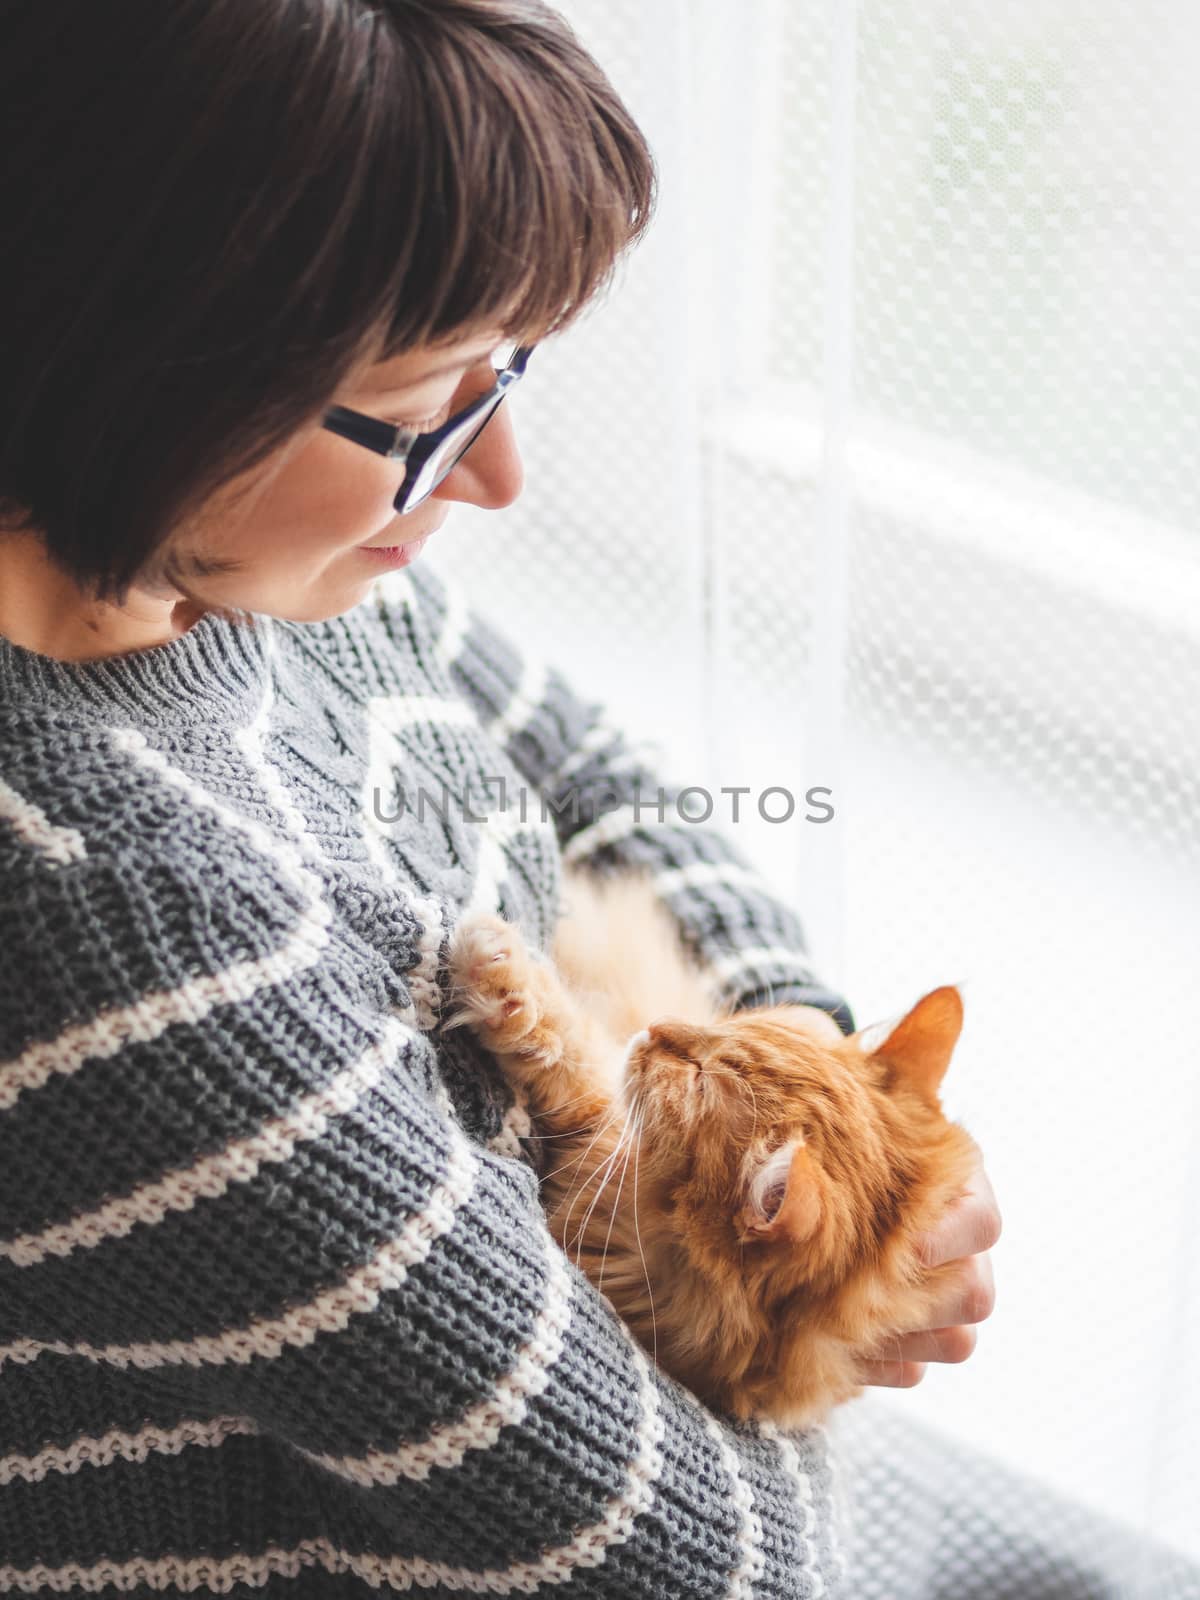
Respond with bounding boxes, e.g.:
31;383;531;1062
0;560;855;1598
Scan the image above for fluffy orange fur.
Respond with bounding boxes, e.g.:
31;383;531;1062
447;865;979;1427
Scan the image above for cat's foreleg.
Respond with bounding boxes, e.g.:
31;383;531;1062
446;912;616;1132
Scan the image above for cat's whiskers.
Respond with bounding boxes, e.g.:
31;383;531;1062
596;1118;637;1296
628;1100;658;1366
559;1111;627;1255
523;1122;608;1142
521;1093;612;1144
543;1104;623;1187
530;1085;610;1118
568;1119;635;1266
569;1131;629;1262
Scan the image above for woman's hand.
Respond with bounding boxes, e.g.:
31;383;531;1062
857;1148;1001;1387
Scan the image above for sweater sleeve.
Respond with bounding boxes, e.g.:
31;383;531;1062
406;564;855;1036
0;747;844;1596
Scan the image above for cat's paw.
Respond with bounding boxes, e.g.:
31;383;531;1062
446;914;560;1063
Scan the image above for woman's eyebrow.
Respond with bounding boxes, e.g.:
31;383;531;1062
363;345;498;394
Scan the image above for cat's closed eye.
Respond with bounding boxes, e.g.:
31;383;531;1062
657;1037;699;1067
708;1053;743;1076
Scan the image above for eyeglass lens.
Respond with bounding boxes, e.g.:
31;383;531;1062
398;394;504;510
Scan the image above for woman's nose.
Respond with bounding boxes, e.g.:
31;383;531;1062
432;401;524;511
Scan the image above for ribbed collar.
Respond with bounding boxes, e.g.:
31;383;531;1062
0;610;271;728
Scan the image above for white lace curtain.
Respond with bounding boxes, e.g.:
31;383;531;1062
438;0;1200;1566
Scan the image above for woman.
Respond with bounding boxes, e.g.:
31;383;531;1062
0;3;1003;1594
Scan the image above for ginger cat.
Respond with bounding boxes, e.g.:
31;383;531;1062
446;864;979;1427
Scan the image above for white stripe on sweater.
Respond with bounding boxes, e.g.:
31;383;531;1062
820;1420;849;1591
0;1335;666;1595
361;694;452;1030
239;650;426;1031
339;1341;663;1590
482;652;552;752
0;729;333;1116
369;694;478;734
0;725;333;1110
0;1124;477;1375
703;1416;766;1600
560;803;671;864
2;1231;570;1498
299;1230;573;1486
405;890;446;1035
0;776;86;866
0;1415;259;1486
545;720;621;786
412;565;553;755
455;784;558;923
234;628;325;865
652;860;764;899
110;724;319;880
760;1422;826;1597
429;567;473;669
462;822;508;919
0;924;329;1115
375;569;559;931
369;569;417;615
711;945;817;987
548;724;667;790
0;1016;413;1267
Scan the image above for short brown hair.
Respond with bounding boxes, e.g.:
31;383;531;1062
0;0;655;601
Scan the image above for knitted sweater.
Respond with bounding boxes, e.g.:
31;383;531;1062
0;559;855;1599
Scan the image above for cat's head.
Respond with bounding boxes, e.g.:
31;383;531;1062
620;986;973;1303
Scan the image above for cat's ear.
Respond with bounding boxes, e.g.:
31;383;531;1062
860;985;963;1101
739;1140;822;1245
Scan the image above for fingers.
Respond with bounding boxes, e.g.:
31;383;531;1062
856;1358;928;1388
913;1154;1003;1269
855;1327;973;1388
859;1312;982;1374
882;1324;979;1365
786;1004;846;1046
856;1256;995;1387
857;1151;1002;1392
856;1323;979;1385
928;1252;995;1329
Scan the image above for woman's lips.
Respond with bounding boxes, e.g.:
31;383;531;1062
357;536;429;568
358;517;445;566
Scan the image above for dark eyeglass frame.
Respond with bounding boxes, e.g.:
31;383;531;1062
321;343;535;514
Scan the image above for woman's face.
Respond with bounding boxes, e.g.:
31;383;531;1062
165;326;525;622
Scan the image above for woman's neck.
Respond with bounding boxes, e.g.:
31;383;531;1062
0;531;204;661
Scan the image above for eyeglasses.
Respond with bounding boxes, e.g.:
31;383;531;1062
321;343;534;514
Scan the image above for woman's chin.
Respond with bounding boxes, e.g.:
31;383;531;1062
263;572;393;624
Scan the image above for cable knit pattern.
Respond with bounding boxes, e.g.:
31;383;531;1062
0;561;848;1598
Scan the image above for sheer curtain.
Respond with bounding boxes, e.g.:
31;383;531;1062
436;0;1200;1573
